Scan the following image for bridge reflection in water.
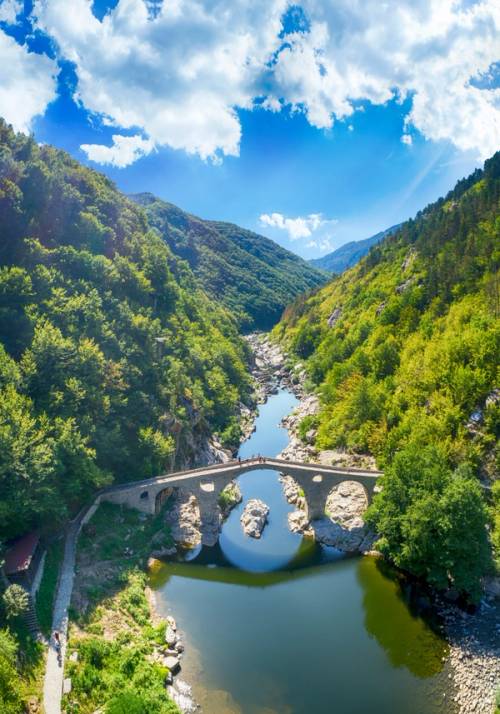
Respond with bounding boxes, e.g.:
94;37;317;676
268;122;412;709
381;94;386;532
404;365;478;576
151;548;449;714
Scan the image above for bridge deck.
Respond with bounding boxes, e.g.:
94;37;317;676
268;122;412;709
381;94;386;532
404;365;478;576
105;456;382;494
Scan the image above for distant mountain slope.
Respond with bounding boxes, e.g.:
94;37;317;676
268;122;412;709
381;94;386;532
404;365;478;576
275;152;500;599
310;224;400;273
130;193;327;331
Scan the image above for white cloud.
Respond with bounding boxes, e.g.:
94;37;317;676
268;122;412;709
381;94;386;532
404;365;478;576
306;237;333;253
0;30;57;133
1;0;495;163
33;0;287;162
81;133;154;167
0;0;22;23
401;133;413;145
269;0;500;160
260;211;337;242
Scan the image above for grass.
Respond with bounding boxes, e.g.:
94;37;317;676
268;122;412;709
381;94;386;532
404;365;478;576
0;613;46;711
36;537;65;635
78;501;174;568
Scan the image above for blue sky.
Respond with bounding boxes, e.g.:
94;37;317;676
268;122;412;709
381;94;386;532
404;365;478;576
0;0;498;258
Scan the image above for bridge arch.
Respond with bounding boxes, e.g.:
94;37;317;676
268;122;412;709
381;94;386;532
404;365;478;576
101;457;381;539
155;485;175;514
325;480;370;524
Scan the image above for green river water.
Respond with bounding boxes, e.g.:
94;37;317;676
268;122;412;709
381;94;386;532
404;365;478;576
151;388;455;714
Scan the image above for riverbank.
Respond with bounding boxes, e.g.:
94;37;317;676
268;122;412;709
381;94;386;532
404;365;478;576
62;501;191;713
437;596;500;714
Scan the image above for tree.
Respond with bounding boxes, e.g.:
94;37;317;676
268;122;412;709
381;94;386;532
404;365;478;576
2;585;29;620
366;445;491;601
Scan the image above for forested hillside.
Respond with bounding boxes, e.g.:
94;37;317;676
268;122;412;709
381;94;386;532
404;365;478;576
275;153;500;599
310;224;400;274
0;121;253;541
131;192;327;331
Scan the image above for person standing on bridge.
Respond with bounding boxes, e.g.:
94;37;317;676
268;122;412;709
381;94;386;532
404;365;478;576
238;456;241;466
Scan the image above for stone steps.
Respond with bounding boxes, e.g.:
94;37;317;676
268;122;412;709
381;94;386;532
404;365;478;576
24;594;41;637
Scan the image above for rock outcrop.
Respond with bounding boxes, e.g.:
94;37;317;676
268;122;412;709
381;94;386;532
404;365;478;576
327;307;342;328
240;499;269;538
167;680;198;714
218;481;243;517
164;489;202;547
278;389;377;553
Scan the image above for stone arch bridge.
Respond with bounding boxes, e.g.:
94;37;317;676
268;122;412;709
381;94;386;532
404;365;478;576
102;457;382;534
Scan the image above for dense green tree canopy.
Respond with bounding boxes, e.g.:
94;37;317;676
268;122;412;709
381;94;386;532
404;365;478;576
0;120;253;540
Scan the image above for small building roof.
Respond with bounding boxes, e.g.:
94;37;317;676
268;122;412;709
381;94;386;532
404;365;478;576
4;532;40;575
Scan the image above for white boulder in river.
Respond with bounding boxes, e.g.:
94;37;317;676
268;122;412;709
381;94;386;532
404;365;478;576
240;499;269;538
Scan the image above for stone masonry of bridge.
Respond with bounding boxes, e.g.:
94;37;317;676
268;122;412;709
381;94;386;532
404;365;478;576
102;457;382;542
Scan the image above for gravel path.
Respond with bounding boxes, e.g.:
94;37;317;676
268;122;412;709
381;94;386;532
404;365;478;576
42;522;79;714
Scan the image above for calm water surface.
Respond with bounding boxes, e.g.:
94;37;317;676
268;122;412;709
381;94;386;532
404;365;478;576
151;389;454;714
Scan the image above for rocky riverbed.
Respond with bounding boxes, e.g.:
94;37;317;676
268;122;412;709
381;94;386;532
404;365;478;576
163;481;243;549
275;369;378;554
245;332;305;402
240;499;269;538
437;597;500;714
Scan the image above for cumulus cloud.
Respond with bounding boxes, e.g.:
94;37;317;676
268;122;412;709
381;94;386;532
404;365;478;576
2;0;495;163
33;0;287;161
0;29;57;133
306;237;333;253
260;211;337;242
401;134;413;146
81;134;155;167
270;0;500;159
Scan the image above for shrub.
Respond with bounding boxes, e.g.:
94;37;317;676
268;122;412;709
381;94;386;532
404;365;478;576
2;585;29;620
0;629;23;713
106;691;144;714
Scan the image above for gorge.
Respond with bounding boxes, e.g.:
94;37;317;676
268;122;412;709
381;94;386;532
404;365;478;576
0;123;497;714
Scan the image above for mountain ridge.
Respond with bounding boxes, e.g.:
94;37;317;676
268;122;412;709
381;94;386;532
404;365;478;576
310;224;400;273
130;192;328;331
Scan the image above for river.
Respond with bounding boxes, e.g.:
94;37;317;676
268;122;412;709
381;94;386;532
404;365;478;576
151;388;456;714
